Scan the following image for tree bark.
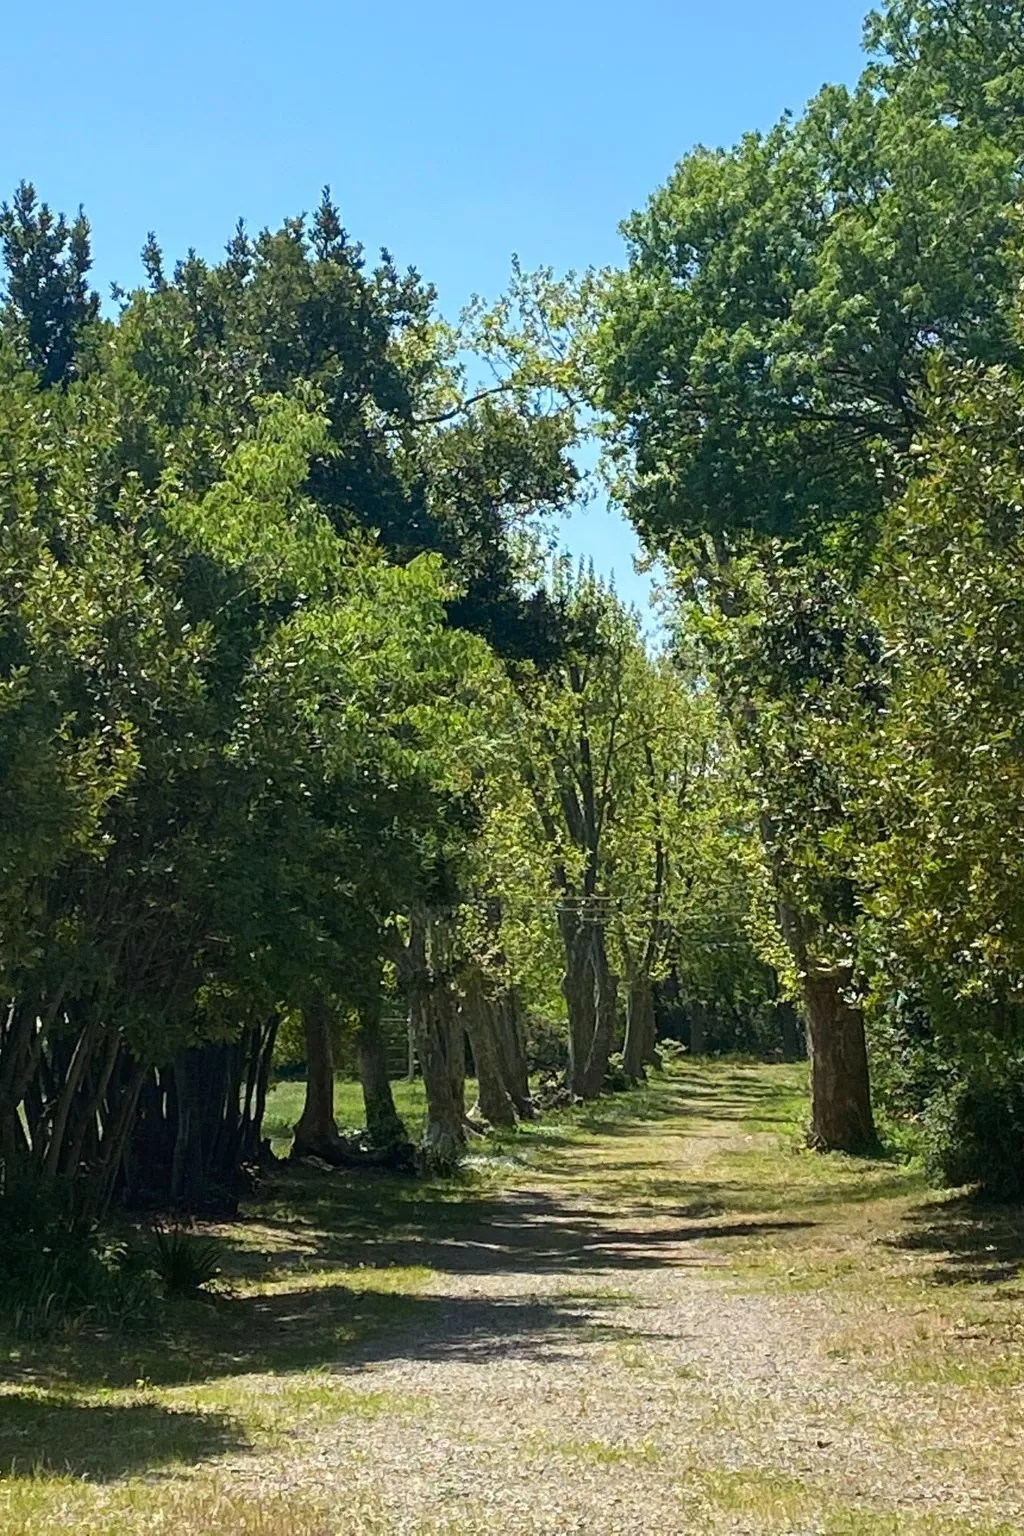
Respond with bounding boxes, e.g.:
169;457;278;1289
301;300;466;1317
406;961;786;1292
689;1001;707;1059
412;988;466;1169
581;926;617;1100
460;967;517;1129
493;988;536;1119
563;920;596;1098
357;994;408;1148
779;1000;804;1062
622;972;656;1081
293;993;342;1161
395;911;466;1171
170;1050;210;1208
803;967;876;1152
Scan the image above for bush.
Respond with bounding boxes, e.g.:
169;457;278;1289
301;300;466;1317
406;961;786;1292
603;1053;632;1092
151;1226;222;1296
0;1176;157;1337
524;1012;567;1076
920;1060;1024;1199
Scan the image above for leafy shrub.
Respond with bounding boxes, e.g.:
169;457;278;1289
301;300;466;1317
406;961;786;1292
151;1226;222;1296
603;1053;632;1092
0;1176;157;1337
920;1059;1024;1199
524;1012;566;1075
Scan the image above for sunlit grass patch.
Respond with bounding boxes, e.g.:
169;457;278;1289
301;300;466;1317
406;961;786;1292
613;1340;657;1370
0;1385;247;1481
166;1371;423;1433
549;1435;663;1466
822;1508;1023;1536
0;1476;386;1536
888;1353;1024;1390
248;1262;434;1298
554;1284;634;1303
693;1466;814;1523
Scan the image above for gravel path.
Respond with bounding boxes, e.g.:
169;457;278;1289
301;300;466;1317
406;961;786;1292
218;1077;1024;1535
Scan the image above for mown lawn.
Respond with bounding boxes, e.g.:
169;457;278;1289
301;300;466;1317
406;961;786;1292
263;1074;437;1155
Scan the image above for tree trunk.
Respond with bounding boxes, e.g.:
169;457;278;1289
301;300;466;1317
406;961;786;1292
622;972;656;1081
240;1016;279;1164
412;989;466;1170
563;922;596;1098
581;927;617;1100
689;1001;707;1059
170;1050;211;1208
396;911;466;1172
448;998;467;1123
779;1001;803;1062
803;967;876;1152
358;994;408;1148
493;988;536;1119
460;968;516;1129
293;993;342;1160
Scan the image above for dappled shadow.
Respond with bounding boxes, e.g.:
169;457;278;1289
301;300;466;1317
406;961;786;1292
0;1182;813;1394
888;1195;1024;1286
1;1285;646;1392
0;1064;823;1398
0;1391;244;1479
232;1170;817;1281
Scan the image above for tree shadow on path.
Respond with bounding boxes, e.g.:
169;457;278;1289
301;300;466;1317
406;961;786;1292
0;1390;244;1480
888;1195;1024;1286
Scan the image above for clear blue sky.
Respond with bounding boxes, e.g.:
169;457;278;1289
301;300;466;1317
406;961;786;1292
5;0;869;611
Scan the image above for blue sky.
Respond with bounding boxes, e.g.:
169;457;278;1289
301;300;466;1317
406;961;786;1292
5;0;869;610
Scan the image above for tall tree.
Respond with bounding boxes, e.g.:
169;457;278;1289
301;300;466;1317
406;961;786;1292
594;9;1022;1148
0;183;99;388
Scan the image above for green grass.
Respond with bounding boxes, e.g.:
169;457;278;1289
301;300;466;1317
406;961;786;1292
548;1435;663;1466
262;1074;435;1152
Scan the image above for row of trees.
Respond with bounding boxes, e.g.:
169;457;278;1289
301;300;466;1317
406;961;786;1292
0;184;781;1216
590;0;1024;1188
6;0;1021;1219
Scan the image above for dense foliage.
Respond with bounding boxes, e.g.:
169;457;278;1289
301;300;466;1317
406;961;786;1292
596;0;1024;1182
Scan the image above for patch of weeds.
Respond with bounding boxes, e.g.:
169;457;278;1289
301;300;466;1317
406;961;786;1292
152;1227;222;1298
823;1509;1021;1536
728;1250;863;1293
693;1466;814;1524
250;1263;434;1298
276;1377;421;1420
168;1371;421;1436
890;1355;1024;1389
0;1475;388;1535
614;1340;656;1370
555;1285;633;1305
551;1436;663;1466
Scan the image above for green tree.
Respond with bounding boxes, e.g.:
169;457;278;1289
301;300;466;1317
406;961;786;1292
0;183;99;388
593;3;1022;1148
